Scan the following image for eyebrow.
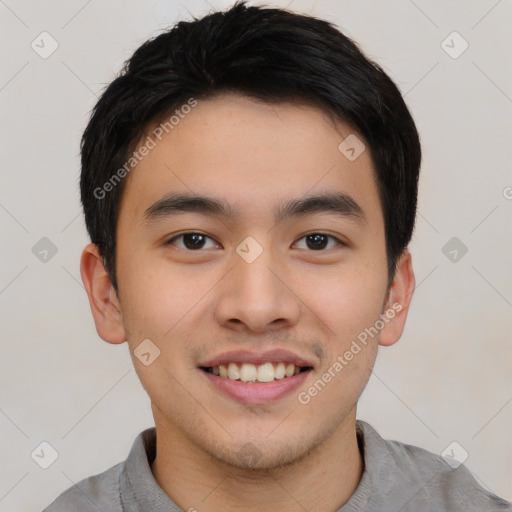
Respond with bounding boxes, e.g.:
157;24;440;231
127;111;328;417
143;192;367;226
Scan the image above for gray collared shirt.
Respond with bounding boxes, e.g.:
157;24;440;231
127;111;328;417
42;420;512;511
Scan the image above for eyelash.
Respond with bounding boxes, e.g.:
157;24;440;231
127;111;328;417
164;232;345;251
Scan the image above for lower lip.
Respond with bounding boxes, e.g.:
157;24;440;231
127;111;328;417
200;369;312;405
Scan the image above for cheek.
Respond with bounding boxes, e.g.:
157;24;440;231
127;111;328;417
300;266;384;408
304;262;388;341
116;258;206;393
118;252;217;340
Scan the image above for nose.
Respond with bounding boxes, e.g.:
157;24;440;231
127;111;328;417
214;241;301;334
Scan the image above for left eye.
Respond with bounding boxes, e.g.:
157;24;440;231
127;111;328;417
166;232;343;251
294;233;343;251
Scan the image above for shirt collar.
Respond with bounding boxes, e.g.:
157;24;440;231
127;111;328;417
119;427;182;511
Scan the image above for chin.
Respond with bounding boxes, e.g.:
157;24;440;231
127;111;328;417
202;431;318;472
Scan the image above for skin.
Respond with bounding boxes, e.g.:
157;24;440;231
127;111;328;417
81;93;415;511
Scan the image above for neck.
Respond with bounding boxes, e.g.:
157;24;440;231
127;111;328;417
150;408;363;512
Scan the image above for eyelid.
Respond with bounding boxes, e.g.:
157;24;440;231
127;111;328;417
293;233;346;250
164;231;346;250
165;231;219;249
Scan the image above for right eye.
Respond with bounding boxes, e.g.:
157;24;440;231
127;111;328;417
164;232;220;251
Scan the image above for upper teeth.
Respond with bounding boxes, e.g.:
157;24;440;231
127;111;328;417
212;362;301;382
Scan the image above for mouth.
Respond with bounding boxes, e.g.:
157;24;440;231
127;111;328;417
198;350;315;405
200;362;313;383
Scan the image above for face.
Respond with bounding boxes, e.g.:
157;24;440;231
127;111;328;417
83;93;414;471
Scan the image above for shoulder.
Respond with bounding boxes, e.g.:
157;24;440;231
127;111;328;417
42;462;123;512
389;438;510;509
357;420;512;511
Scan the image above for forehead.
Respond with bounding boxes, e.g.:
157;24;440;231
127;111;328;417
118;94;382;227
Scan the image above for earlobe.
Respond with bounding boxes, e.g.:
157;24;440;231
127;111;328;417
80;243;126;344
378;249;415;347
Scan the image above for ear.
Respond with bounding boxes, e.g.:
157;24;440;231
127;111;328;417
80;243;126;344
378;248;415;347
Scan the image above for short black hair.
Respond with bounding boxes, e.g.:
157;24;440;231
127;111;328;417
80;0;421;293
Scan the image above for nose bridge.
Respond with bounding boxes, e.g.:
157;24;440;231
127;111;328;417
235;237;278;294
214;234;300;331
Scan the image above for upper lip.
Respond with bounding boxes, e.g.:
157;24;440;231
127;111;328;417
199;349;315;369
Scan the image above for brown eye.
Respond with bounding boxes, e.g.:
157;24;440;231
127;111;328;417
294;233;344;251
166;232;218;250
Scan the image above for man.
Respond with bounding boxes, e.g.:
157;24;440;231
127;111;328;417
43;1;511;511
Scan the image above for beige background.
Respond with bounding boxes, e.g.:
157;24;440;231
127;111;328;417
0;0;511;510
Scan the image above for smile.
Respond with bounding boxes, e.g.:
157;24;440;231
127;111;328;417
201;361;312;383
199;364;313;405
